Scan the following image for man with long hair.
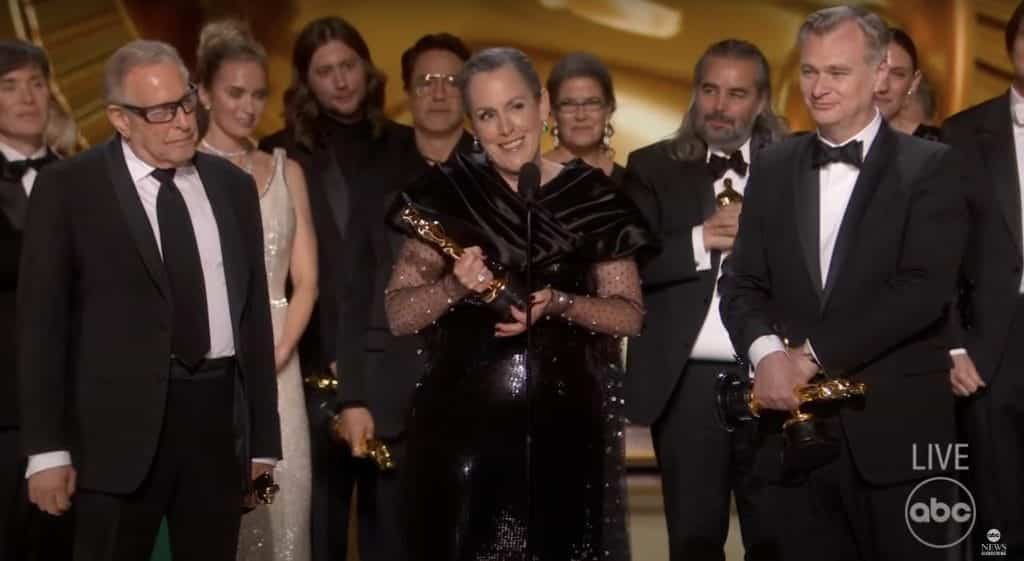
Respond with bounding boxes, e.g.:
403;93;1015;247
259;16;421;561
623;38;786;561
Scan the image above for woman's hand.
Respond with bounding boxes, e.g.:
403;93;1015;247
274;344;293;373
453;246;495;294
494;289;556;337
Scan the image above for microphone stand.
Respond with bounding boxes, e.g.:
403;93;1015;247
522;172;535;561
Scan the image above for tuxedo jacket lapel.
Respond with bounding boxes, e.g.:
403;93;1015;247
793;135;824;298
978;93;1022;258
822;122;896;303
105;138;169;301
195;154;246;332
315;144;352;240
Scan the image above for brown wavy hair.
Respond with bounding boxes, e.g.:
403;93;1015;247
283;17;386;150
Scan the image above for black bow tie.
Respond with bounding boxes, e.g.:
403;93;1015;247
812;140;863;169
707;150;748;180
2;152;58;182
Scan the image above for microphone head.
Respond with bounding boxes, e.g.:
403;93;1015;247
518;162;540;202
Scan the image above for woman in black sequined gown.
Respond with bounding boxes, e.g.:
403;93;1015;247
383;48;654;561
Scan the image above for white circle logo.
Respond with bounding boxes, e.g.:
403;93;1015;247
904;476;976;549
987;529;1002;543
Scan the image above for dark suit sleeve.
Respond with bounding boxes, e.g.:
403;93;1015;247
16;168;72;454
718;157;779;359
0;234;19;289
238;175;282;459
621;153;700;286
810;148;968;373
333;210;375;409
940;118;978;350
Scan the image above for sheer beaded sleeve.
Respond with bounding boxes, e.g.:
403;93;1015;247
385;237;469;336
553;257;645;337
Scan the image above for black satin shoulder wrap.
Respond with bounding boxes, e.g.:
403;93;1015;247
388;151;655;270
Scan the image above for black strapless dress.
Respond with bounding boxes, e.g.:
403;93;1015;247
389;153;654;561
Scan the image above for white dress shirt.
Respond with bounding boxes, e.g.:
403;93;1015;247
1012;86;1024;294
748;111;883;370
690;139;751;361
25;141;275;478
0;140;47;195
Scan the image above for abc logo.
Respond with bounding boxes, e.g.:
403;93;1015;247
904;477;976;549
988;529;1002;543
908;497;973;523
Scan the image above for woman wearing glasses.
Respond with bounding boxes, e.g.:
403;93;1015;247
544;52;625;183
195;20;316;561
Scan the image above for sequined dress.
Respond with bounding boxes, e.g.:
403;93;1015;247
385;153;654;561
237;148;312;561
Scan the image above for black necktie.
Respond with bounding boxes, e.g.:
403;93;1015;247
812;140;863;169
707;150;748;180
1;152;58;182
152;168;211;368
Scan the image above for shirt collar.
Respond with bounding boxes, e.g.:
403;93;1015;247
817;108;882;161
706;138;752;166
1010;86;1024;127
122;138;196;184
0;140;47;162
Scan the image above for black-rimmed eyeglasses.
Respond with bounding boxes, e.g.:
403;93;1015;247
117;85;199;124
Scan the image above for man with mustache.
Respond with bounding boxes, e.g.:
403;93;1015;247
623;39;787;561
259;17;422;561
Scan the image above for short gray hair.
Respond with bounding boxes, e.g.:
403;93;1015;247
456;47;542;114
798;6;890;65
104;40;189;104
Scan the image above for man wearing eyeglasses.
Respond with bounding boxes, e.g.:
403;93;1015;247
401;33;474;168
316;32;474;561
16;40;280;561
623;38;788;561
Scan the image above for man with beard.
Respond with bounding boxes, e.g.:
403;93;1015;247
325;32;474;561
623;39;787;561
259;17;419;561
401;33;473;169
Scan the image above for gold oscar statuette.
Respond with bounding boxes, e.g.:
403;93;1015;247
398;206;526;313
716;177;743;208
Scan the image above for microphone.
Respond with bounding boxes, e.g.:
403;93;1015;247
518;162;540;203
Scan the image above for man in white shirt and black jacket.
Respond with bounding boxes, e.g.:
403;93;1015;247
720;6;967;559
0;38;70;561
17;41;280;561
622;39;787;561
942;0;1024;552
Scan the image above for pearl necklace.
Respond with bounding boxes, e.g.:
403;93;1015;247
199;138;254;175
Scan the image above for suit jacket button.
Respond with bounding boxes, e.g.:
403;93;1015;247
1015;265;1022;274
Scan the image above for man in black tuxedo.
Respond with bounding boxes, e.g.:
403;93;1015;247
719;6;966;560
258;18;426;561
942;1;1024;551
622;39;786;561
18;40;280;561
0;39;72;561
326;32;473;561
